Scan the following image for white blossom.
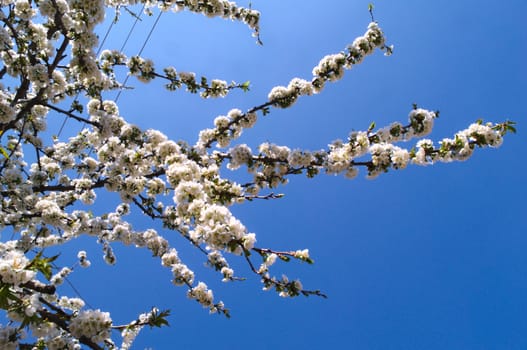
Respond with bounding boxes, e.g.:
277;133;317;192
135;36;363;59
69;309;112;343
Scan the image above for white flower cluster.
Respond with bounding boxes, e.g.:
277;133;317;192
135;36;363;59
207;250;235;281
325;139;361;176
206;79;229;97
326;109;435;176
288;149;316;168
258;253;278;274
28;319;59;340
413;121;504;165
212;107;507;186
0;325;19;350
24;293;41;317
99;49;127;71
101;0;261;43
268;22;389;108
77;250;91;268
127;56;155;82
50;267;72;286
190;204;251;253
260;271;304;298
43;333;80;350
0;91;17;123
253;142;293;188
408;108;436;137
268;78;314;108
293;249;310;261
170;0;261;39
160;248;195;286
58;296;85;312
158;66;232;97
0;250;36;286
465;122;504;147
121;325;141;350
171;262;195;286
198;108;257;148
368;144;409;178
69;309;112;344
15;0;36;20
187;281;227;314
227;144;253;170
277;276;303;298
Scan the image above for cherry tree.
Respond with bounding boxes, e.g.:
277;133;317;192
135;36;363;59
0;1;516;349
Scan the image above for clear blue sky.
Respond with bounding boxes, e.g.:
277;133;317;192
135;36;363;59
53;1;526;349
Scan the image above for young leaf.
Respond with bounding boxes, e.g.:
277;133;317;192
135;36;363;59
26;252;60;281
368;3;375;21
241;81;251;92
148;308;170;328
0;146;9;159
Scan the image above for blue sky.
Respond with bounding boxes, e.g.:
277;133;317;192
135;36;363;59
47;1;527;349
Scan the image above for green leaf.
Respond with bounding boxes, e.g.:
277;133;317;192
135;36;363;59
0;284;11;309
227;240;240;253
0;146;9;159
26;252;60;281
0;283;21;310
368;121;376;132
35;339;46;350
506;121;517;133
148;308;170;328
241;80;251;92
71;100;83;113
